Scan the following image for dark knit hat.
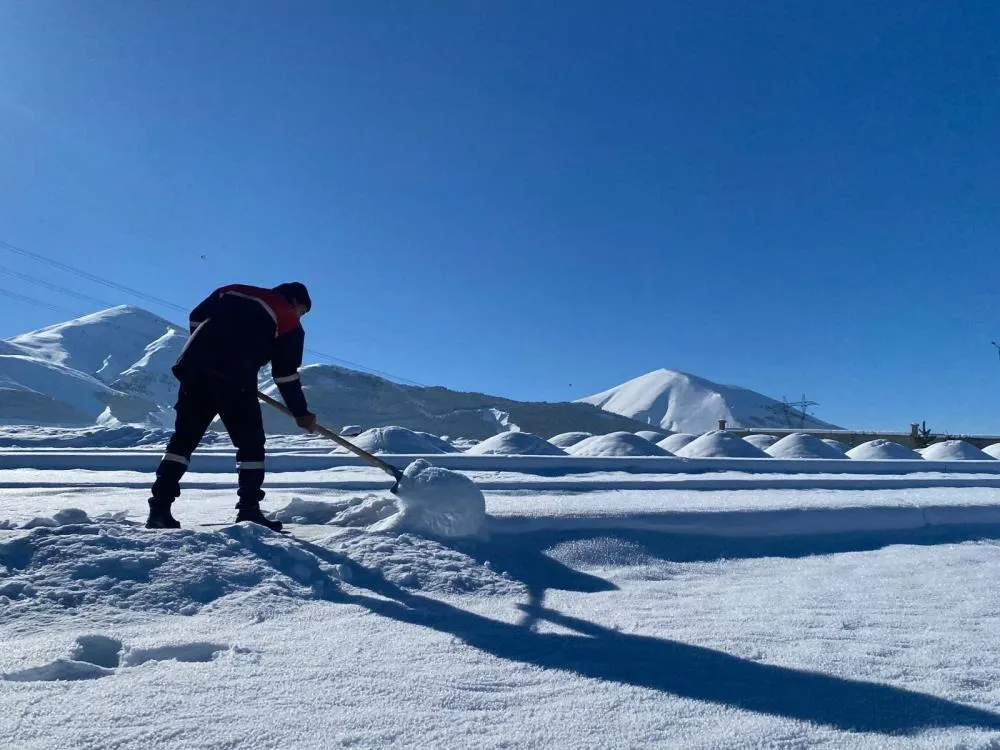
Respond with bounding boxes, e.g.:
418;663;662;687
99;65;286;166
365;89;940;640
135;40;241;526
273;282;312;312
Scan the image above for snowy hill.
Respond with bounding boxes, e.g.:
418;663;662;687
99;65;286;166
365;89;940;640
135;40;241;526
2;306;177;425
259;363;650;439
578;369;841;433
4;307;652;437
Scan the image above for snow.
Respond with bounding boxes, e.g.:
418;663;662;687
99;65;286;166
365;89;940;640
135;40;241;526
675;430;769;458
985;444;1000;460
822;438;850;453
370;458;488;539
634;430;668;443
847;439;923;461
766;433;849;460
351;426;447;455
465;431;567;456
921;440;996;461
567;431;672;457
414;431;459;453
579;368;841;433
743;434;779;450
657;432;698;452
548;431;592;448
6;463;1000;747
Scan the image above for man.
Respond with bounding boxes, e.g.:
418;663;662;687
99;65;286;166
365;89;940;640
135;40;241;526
146;282;318;531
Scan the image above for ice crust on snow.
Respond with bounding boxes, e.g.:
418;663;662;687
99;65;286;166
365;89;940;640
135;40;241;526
547;432;593;448
371;459;488;539
766;433;848;460
568;432;672;457
657;433;698;452
465;431;567;456
920;440;995;461
675;431;769;458
272;495;399;527
846;440;922;460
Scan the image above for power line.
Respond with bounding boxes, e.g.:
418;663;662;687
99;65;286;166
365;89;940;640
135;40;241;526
0;239;187;314
0;237;426;386
0;284;79;317
0;264;116;309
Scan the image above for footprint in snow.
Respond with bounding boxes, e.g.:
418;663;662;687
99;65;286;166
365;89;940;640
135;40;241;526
2;634;252;682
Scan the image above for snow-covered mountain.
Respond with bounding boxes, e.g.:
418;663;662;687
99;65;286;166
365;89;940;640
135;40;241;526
578;369;841;433
1;306;177;426
258;364;647;438
2;306;651;437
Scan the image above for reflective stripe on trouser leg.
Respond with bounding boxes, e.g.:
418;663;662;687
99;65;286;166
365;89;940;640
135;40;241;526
152;453;190;500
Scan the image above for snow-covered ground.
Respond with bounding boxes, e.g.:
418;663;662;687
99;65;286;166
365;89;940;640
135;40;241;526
5;448;1000;748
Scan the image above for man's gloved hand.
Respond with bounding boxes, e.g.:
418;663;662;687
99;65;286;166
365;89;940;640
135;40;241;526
295;412;318;433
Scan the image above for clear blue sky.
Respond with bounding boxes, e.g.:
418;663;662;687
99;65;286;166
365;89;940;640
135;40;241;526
1;1;998;433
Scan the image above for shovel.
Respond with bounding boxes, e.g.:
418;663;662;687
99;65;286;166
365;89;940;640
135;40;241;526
257;390;404;494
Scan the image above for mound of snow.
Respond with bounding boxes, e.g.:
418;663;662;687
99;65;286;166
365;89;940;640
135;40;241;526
568;432;671;457
657;433;698;452
742;434;779;450
465;431;567;456
272;495;399;526
920;440;995;461
352;427;446;454
766;433;848;459
822;438;850;453
340;425;363;437
548;432;592;448
983;444;1000;459
579;368;841;433
675;430;769;458
371;459;487;539
846;439;922;460
634;430;668;443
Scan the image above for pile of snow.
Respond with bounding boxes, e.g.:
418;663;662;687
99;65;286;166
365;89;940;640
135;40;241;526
634;430;668;443
351;427;447;455
920;440;995;461
0;424;187;448
340;425;363;437
568;432;671;457
846;439;922;460
676;431;769;458
465;431;566;456
742;434;779;450
272;495;398;526
548;432;592;448
371;459;488;539
657;433;698;452
766;433;848;459
578;368;841;433
984;444;1000;459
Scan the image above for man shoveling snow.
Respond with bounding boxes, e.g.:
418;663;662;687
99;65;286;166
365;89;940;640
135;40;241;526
146;282;318;531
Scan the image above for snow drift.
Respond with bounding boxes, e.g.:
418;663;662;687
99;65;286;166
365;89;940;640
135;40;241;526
568;432;672;457
846;440;922;460
675;431;769;458
766;434;848;460
465;432;567;456
920;440;995;461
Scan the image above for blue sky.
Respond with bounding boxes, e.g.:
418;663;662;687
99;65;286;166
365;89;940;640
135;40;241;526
0;1;998;432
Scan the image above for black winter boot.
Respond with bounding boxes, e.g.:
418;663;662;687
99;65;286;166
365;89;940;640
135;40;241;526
235;505;283;532
146;498;181;529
